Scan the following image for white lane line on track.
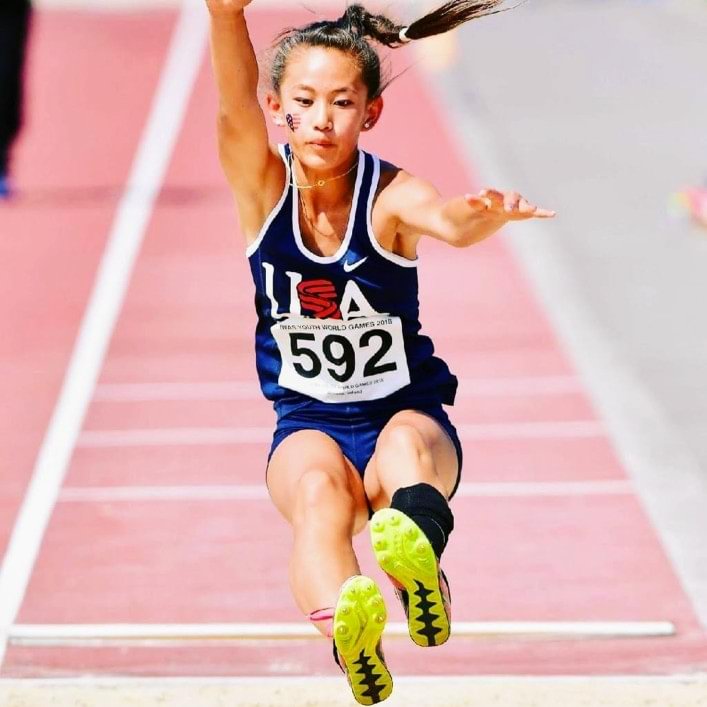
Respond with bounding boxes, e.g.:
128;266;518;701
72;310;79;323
91;375;584;401
0;0;208;667
7;620;675;645
57;480;634;503
6;675;706;685
426;51;707;629
455;421;604;439
75;421;606;448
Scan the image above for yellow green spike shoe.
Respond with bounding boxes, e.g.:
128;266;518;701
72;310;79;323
370;508;451;647
333;575;393;705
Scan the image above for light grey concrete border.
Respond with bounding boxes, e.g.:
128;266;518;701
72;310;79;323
424;58;707;630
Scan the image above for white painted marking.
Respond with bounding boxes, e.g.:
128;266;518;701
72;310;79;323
5;674;706;687
60;485;271;502
57;480;633;503
91;375;583;401
455;480;633;497
75;420;604;448
8;620;675;645
460;375;582;396
0;0;208;667
77;427;273;446
455;421;604;439
93;381;262;401
426;59;707;628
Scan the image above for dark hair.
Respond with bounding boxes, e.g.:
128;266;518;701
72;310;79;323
269;1;515;98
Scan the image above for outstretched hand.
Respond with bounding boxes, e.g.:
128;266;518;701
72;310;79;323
436;187;556;246
205;0;254;14
465;188;556;221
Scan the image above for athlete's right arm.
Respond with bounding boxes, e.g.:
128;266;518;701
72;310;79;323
206;1;283;238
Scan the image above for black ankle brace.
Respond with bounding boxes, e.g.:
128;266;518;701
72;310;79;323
390;483;454;559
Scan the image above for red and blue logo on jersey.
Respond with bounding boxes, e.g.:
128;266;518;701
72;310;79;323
297;279;342;319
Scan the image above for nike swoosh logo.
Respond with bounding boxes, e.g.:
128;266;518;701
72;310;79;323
343;257;368;273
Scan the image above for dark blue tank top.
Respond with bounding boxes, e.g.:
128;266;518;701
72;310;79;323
247;144;457;416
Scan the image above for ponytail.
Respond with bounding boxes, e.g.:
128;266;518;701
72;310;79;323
269;1;518;97
342;1;512;48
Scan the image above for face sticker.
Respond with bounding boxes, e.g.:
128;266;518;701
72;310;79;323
285;113;301;131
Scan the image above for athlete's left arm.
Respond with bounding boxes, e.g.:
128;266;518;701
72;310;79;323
393;174;556;248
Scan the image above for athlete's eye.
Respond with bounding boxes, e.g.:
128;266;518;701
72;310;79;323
295;98;312;106
335;100;353;107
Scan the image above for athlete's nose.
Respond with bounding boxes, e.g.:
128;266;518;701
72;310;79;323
312;101;332;131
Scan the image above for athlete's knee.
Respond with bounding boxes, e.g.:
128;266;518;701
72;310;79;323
293;467;355;525
378;423;430;460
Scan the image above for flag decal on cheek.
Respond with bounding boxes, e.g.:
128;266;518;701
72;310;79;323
285;113;301;131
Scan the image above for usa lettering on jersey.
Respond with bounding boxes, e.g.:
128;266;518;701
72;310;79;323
261;262;410;402
261;262;379;320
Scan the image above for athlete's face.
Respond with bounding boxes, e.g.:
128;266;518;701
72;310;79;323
268;47;382;169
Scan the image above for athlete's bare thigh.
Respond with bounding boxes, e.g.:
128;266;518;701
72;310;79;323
363;409;459;511
267;429;370;534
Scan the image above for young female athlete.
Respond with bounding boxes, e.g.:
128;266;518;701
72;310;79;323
206;1;554;703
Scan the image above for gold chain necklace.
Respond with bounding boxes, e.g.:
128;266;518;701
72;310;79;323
288;150;359;190
291;150;357;240
299;190;346;239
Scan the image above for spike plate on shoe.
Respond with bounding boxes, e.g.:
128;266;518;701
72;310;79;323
370;508;451;647
333;576;393;705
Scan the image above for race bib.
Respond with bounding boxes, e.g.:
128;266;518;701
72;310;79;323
271;315;411;403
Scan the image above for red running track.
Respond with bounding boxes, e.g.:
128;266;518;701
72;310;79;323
1;7;707;678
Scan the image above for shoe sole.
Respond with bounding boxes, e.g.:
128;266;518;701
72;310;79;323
333;576;393;705
370;508;450;647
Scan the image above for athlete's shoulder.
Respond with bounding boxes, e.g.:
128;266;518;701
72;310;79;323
373;158;441;218
367;155;440;253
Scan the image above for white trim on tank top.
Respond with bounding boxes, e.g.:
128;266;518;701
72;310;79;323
291;148;365;264
245;144;290;258
366;153;418;268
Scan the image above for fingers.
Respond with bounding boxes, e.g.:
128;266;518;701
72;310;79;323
464;194;493;211
530;207;557;218
478;188;556;220
479;188;504;210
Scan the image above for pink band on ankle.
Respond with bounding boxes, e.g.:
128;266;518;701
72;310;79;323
308;607;335;638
